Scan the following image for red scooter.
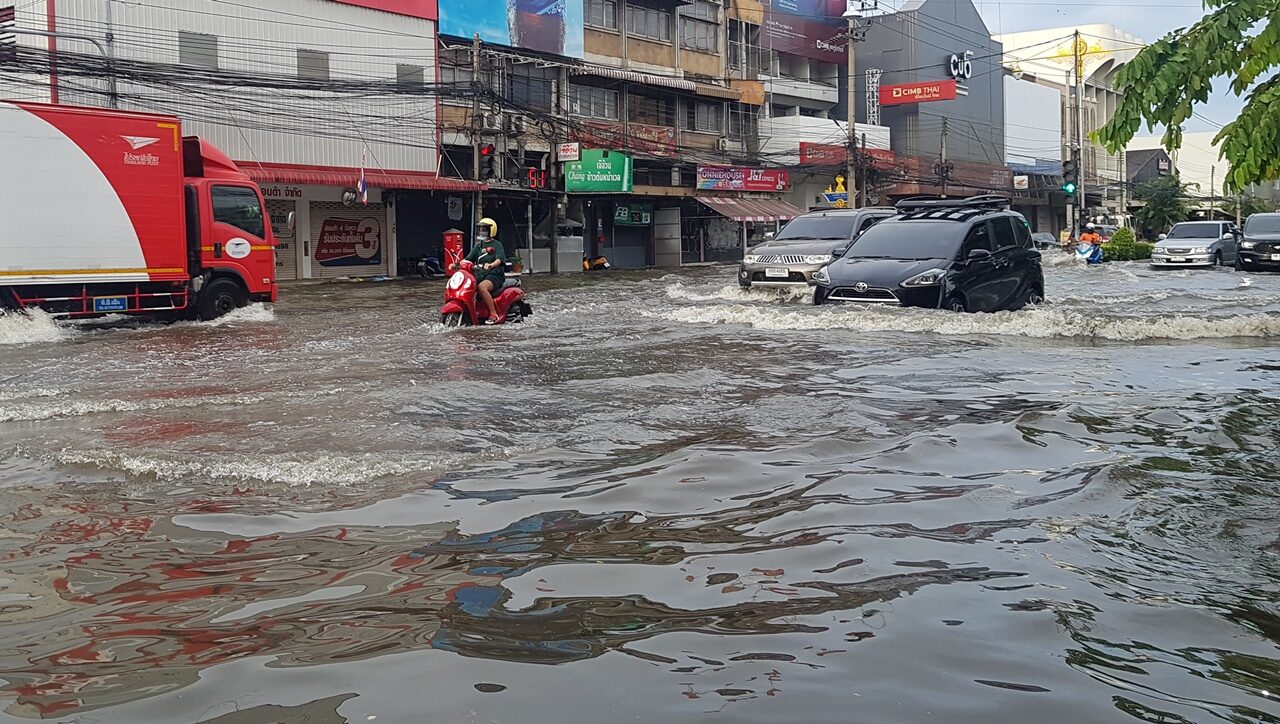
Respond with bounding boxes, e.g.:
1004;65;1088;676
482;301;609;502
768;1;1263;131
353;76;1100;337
440;260;531;327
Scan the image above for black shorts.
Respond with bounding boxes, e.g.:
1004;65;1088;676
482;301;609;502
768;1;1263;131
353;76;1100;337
478;272;505;289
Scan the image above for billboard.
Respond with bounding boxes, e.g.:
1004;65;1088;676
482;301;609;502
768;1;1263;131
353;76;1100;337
565;150;633;193
696;166;791;192
440;0;584;58
879;80;958;106
799;142;844;165
330;0;438;20
764;0;846;63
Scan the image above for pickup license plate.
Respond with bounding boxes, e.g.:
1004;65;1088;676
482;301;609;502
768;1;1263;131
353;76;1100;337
93;296;128;313
1271;254;1280;261
765;267;790;279
1170;256;1186;262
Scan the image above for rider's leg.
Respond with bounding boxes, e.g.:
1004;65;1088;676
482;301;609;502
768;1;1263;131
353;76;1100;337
478;280;500;319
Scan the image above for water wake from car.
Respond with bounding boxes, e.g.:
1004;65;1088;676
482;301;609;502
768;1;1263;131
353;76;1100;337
664;281;812;304
655;303;1280;341
189;303;276;327
0;309;70;346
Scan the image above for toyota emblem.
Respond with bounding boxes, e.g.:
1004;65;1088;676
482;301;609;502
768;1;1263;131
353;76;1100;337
854;282;869;293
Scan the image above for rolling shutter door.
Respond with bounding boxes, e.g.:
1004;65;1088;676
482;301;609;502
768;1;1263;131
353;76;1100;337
308;201;390;279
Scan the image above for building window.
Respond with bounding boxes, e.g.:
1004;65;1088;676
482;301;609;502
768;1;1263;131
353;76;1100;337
680;0;721;53
629;93;675;127
728;102;757;139
568;84;620;120
297;49;330;81
396;64;424;88
178;31;218;70
685;100;723;133
507;67;554;111
626;6;671;43
586;0;617;29
212;186;265;239
680;1;719;53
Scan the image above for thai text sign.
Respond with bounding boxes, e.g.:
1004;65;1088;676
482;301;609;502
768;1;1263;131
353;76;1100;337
878;80;958;106
799;142;845;165
565;149;633;193
696;166;790;192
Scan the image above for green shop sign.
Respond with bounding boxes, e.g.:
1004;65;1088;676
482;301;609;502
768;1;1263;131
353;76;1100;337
565;149;633;193
614;202;653;226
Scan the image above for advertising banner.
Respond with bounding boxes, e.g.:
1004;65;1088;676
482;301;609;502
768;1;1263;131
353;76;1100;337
565;149;633;193
879;79;958;106
697;166;791;192
573;121;677;158
330;0;437;19
315;215;383;266
614;202;653;226
799;142;845;165
439;0;584;58
763;0;846;63
557;142;581;162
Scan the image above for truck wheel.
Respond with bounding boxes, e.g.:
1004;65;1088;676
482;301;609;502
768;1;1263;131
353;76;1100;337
197;278;247;320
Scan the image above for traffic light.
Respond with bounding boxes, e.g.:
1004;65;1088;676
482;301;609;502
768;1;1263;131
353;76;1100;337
480;144;498;180
1061;157;1078;195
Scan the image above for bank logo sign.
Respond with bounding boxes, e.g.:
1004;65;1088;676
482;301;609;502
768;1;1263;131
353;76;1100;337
878;79;958;106
565;149;633;193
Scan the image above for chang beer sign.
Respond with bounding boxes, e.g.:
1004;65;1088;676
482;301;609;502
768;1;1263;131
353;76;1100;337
565;149;633;193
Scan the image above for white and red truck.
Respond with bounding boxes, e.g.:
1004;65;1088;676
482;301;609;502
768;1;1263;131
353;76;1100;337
0;101;278;320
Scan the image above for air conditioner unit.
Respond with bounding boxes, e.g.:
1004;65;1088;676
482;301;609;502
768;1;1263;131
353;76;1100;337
504;115;527;135
716;137;731;151
480;113;504;133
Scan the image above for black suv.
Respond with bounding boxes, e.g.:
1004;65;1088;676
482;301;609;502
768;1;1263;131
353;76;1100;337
813;196;1045;312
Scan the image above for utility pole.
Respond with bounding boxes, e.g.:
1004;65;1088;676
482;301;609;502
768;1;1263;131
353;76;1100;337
1210;165;1216;219
471;33;483;242
861;132;868;206
844;3;864;209
1236;190;1243;227
104;0;118;108
939;117;949;197
1074;30;1086;227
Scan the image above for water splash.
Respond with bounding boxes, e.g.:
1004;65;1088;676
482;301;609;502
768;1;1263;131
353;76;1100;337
0;309;69;346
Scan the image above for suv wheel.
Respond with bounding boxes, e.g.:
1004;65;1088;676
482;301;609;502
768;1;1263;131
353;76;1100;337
1214;251;1224;267
943;295;967;313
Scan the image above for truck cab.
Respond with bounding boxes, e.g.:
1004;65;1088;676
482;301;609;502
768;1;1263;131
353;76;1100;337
183;138;279;318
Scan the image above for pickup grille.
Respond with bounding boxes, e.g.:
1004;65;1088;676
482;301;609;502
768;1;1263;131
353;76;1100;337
756;254;810;265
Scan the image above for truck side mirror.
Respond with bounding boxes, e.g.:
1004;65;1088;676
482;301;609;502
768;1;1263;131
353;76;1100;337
1158;233;1167;241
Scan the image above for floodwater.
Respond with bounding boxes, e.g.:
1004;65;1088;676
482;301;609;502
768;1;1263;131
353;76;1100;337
0;258;1277;723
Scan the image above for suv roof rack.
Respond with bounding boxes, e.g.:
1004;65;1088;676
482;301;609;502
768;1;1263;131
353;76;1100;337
895;195;1010;211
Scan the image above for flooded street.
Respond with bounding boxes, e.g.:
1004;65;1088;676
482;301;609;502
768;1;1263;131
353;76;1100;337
0;258;1278;723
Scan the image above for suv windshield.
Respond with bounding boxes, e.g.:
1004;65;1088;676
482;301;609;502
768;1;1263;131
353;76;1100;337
846;220;967;259
1245;215;1280;234
1166;222;1222;239
773;214;859;241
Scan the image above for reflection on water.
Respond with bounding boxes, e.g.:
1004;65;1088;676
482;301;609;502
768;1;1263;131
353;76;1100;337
0;263;1277;722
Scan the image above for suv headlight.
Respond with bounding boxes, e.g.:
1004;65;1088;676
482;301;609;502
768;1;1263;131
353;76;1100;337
1190;246;1210;254
743;255;759;265
1241;240;1257;249
803;254;834;265
901;268;947;287
812;265;831;285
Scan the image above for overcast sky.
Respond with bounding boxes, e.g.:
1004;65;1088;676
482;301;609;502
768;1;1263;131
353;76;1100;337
971;0;1242;134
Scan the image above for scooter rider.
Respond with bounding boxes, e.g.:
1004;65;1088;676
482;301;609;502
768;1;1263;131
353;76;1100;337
459;217;506;324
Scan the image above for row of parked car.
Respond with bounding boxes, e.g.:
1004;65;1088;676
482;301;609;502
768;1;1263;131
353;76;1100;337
739;196;1044;313
1151;217;1280;270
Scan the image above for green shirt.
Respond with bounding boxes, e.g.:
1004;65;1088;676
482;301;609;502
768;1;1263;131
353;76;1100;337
466;239;506;282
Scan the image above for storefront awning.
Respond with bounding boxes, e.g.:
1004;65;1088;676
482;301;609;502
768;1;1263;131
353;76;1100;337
572;66;696;92
242;163;486;192
698;196;807;222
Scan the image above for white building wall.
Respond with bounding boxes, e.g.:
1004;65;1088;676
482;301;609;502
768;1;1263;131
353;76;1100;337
1129;132;1226;200
8;0;437;173
1003;76;1061;165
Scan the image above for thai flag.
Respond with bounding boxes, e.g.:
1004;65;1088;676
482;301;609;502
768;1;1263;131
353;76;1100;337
357;150;369;204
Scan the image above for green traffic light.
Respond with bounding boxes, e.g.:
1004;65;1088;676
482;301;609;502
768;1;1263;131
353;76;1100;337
1061;182;1077;194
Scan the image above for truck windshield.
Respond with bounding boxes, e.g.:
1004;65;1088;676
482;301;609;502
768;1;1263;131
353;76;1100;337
773;215;859;241
212;186;265;239
1245;215;1280;234
846;220;965;260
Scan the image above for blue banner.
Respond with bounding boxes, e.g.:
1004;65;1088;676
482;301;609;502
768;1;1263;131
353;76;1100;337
440;0;584;58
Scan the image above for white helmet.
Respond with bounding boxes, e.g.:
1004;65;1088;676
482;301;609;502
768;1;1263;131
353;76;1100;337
1086;223;1096;229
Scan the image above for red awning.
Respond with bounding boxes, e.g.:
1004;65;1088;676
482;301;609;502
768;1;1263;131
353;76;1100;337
240;163;485;192
698;196;806;222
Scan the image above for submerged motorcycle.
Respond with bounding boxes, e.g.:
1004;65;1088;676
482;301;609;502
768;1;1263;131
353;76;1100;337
1076;242;1104;264
440;260;532;327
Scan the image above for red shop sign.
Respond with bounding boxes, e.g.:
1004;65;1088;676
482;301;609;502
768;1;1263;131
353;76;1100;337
878;79;958;106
